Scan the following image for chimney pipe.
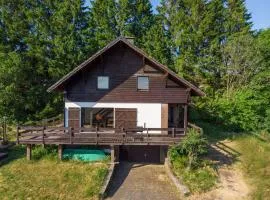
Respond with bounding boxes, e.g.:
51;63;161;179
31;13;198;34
125;36;135;44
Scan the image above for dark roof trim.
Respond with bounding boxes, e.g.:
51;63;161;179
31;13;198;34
47;37;205;96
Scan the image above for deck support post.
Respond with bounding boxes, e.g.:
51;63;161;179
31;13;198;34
111;145;115;163
160;146;167;163
110;145;119;163
26;144;32;160
58;144;63;160
184;104;188;134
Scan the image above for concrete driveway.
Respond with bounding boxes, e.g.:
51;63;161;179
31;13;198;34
105;162;181;200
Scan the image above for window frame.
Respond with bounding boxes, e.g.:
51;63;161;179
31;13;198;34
97;76;109;90
137;76;149;91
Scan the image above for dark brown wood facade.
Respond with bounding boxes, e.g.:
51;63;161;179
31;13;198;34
64;42;190;104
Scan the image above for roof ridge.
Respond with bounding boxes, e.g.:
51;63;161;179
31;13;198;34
47;37;205;96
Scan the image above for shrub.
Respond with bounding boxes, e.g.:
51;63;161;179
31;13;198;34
169;129;217;192
32;145;57;160
169;128;208;169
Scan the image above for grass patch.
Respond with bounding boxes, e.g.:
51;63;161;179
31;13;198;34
0;145;108;200
171;156;217;193
234;131;270;200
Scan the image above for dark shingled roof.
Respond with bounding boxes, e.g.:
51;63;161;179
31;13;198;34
47;37;205;96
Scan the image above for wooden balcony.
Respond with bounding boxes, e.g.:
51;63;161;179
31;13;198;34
17;126;186;146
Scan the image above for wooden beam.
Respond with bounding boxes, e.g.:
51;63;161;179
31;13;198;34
26;144;32;160
161;104;168;134
114;145;119;163
58;144;63;160
184;104;188;134
111;145;115;163
186;88;191;103
160;146;167;163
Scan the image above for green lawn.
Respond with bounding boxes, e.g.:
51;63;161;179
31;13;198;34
0;145;108;200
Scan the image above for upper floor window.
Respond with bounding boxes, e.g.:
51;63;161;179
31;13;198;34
97;76;109;89
137;76;149;91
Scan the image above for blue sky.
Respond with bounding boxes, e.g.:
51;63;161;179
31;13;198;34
150;0;270;30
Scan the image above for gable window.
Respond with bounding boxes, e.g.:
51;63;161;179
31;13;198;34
137;76;149;91
97;76;109;89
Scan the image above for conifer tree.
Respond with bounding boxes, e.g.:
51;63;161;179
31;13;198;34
89;0;118;48
0;0;92;121
89;0;153;47
142;15;174;68
225;0;252;35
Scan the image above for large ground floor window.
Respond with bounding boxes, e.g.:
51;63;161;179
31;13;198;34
81;108;114;128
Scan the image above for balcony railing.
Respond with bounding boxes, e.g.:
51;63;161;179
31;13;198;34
17;126;186;146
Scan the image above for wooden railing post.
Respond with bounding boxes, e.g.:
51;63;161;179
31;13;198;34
172;128;175;138
42;126;45;145
69;127;73;144
96;126;98;145
122;133;125;144
16;126;20;144
184;104;188;134
146;128;149;144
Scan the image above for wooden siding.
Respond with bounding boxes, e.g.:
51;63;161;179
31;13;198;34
161;104;168;129
115;108;137;130
65;43;189;103
68;108;80;128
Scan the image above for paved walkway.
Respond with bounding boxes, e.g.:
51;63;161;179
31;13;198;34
106;162;181;200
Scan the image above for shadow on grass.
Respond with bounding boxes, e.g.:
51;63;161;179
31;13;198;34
0;144;59;168
207;142;241;167
195;121;242;167
0;145;25;167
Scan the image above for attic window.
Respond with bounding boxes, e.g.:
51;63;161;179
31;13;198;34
137;76;149;91
97;76;109;89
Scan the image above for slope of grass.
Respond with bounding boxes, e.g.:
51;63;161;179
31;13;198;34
0;145;108;200
171;156;217;193
197;121;270;199
234;132;270;200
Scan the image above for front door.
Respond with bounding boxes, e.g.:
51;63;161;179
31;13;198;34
115;108;137;130
68;108;80;128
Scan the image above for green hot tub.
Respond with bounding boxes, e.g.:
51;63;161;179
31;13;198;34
63;149;107;162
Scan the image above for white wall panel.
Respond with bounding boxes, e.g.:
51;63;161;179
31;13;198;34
65;102;162;128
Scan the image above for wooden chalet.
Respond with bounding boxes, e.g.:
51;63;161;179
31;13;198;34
17;37;204;163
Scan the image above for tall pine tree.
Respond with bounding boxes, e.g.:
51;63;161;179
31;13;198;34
89;0;153;47
0;0;92;122
141;14;174;68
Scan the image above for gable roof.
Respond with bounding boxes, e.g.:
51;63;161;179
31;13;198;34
47;37;205;96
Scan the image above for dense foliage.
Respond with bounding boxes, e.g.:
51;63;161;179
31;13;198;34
0;0;269;131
